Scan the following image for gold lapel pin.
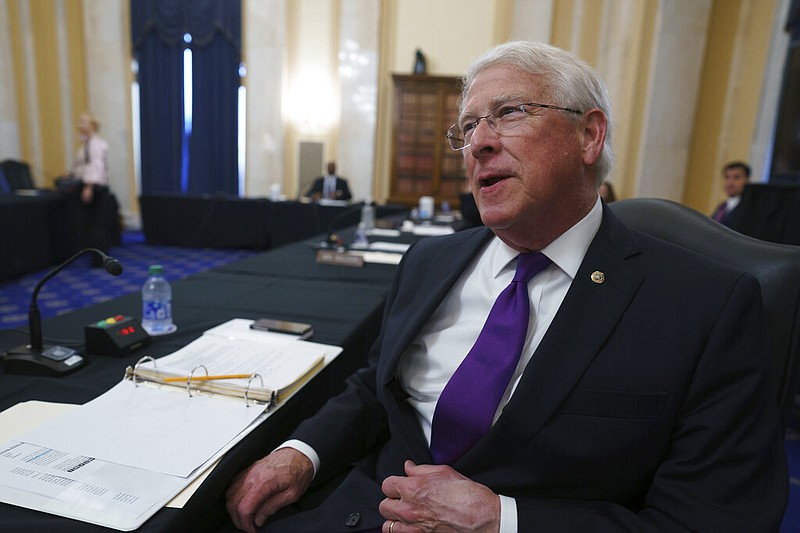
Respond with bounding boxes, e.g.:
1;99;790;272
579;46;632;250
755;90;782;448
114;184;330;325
591;271;605;284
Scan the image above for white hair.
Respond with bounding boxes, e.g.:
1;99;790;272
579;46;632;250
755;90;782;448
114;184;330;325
461;41;615;183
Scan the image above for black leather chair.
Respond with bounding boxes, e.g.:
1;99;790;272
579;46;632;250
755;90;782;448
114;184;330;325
0;159;35;190
609;198;800;430
0;166;11;194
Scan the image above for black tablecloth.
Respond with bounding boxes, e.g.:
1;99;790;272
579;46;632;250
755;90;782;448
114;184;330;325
140;194;407;249
1;190;121;281
0;195;61;281
0;230;418;531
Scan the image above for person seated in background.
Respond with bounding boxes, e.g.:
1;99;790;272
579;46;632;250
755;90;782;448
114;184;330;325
711;160;750;228
304;161;352;201
225;41;787;533
598;179;616;202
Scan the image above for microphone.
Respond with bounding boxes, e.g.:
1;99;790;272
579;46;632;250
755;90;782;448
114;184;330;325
316;201;366;249
3;248;124;376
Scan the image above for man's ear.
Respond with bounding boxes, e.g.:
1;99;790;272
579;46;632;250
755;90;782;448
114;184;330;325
581;109;607;167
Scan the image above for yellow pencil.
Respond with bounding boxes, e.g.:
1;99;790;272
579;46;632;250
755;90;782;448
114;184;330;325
162;373;254;383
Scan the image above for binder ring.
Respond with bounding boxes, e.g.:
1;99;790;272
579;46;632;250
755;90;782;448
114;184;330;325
132;356;156;387
244;373;263;407
187;365;209;397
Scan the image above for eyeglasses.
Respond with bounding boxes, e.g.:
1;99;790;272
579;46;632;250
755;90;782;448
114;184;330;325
446;102;583;151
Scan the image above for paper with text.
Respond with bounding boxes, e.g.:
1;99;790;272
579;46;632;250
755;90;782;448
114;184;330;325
0;441;186;531
18;332;338;477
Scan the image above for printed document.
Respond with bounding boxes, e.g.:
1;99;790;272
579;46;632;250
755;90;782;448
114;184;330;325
0;319;342;530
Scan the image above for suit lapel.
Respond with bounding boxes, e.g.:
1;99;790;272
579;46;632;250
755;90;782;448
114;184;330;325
380;227;494;375
465;207;645;461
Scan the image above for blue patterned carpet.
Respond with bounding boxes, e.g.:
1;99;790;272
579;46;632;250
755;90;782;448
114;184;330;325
0;231;258;331
1;232;798;529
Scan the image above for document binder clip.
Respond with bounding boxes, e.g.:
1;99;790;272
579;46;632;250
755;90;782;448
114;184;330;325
244;373;264;407
132;355;156;387
186;365;209;397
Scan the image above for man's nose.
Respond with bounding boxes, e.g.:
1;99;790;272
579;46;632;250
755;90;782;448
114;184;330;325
468;118;500;156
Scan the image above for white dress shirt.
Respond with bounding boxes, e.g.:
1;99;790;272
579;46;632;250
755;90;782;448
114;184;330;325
725;195;741;212
72;134;109;186
322;174;337;199
285;197;603;532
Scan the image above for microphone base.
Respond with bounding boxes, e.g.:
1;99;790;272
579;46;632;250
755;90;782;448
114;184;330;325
3;344;86;377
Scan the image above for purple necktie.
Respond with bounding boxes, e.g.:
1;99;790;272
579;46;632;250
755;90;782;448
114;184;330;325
429;252;552;465
713;202;728;222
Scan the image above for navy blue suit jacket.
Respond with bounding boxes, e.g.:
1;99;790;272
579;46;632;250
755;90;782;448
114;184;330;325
264;205;787;532
305;176;352;201
711;200;742;229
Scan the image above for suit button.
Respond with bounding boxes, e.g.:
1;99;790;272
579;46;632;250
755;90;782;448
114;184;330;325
345;512;361;527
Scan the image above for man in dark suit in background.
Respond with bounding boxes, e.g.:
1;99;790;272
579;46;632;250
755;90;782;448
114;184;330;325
711;160;751;228
226;41;787;532
304;161;352;201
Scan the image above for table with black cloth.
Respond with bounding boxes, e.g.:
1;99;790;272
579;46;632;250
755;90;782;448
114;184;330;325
0;228;420;532
0;190;121;281
139;194;407;249
1;194;61;281
732;183;800;245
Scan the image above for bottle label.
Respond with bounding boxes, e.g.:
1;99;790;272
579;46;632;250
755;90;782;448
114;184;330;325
143;300;172;321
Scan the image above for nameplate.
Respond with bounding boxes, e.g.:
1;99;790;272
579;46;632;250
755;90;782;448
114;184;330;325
315;250;365;268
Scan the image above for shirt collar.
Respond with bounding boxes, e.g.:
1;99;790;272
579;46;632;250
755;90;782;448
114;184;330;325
726;195;741;210
489;195;603;280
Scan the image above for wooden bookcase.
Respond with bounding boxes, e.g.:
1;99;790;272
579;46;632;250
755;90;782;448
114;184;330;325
388;74;466;208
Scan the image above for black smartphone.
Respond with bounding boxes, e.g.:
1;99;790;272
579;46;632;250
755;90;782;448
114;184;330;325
250;318;314;339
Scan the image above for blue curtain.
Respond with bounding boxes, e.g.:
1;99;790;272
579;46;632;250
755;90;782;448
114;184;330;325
188;31;240;195
134;35;184;194
787;0;800;42
131;0;241;196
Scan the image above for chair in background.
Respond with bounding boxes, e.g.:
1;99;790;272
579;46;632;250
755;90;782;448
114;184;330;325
610;198;800;431
0;159;35;190
0;166;11;194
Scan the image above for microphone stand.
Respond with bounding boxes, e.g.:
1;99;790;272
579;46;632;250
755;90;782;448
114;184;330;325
3;248;124;376
317;201;365;249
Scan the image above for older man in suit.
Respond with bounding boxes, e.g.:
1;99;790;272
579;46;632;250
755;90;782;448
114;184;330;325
226;41;787;533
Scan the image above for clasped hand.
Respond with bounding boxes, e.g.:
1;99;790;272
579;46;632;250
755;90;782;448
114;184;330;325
379;460;500;533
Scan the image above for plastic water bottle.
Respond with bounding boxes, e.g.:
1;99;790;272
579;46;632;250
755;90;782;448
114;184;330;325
361;200;375;232
352;222;369;249
418;196;434;221
141;265;174;335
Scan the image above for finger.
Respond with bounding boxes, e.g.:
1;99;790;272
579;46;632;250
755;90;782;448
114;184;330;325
253;498;278;528
224;482;246;530
225;492;255;533
404;459;448;478
379;496;400;520
236;484;282;526
381;474;405;499
226;474;272;532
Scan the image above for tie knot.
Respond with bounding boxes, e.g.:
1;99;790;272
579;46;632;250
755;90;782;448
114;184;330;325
513;252;551;283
